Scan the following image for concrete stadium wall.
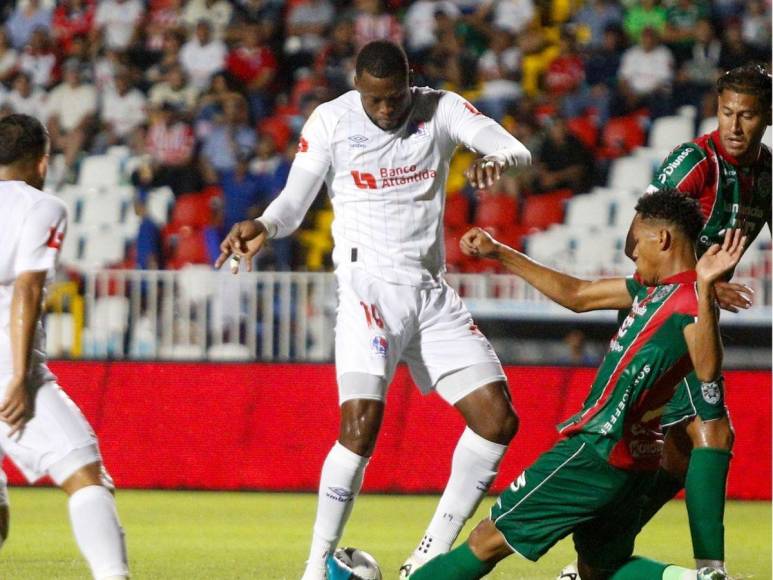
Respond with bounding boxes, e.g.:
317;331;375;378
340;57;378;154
4;362;770;500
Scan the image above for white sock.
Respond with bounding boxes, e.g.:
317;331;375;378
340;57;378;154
302;442;369;579
68;486;129;580
413;428;507;561
696;560;725;570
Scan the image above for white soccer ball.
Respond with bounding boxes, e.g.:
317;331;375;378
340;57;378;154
331;547;382;580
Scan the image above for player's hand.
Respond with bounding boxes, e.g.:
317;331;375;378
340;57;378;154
0;376;33;437
460;226;500;259
214;219;268;273
714;281;754;313
465;156;505;189
696;228;746;286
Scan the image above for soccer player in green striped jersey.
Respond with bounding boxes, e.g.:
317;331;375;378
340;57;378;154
408;189;745;580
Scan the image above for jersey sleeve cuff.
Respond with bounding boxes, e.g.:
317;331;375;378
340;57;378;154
255;217;277;239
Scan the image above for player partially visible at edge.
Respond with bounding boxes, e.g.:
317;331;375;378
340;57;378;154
409;190;744;580
630;62;771;576
215;40;532;579
0;114;129;579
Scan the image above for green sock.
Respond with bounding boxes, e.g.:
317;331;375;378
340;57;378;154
409;542;495;580
685;447;730;561
611;556;669;579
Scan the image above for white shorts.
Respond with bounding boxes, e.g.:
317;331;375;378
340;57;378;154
335;267;506;404
0;378;101;486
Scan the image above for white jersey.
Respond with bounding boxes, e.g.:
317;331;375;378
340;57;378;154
265;87;528;287
0;181;66;385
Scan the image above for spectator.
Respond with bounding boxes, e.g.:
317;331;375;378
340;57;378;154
144;0;185;56
5;71;47;120
182;0;233;40
180;20;227;91
226;22;278;120
234;0;282;27
285;0;335;59
584;25;625;89
0;29;19;85
314;18;357;96
532;116;593;194
92;47;127;93
133;102;201;196
559;330;600;366
719;19;759;72
46;59;98;180
623;0;667;43
145;28;186;86
663;0;710;62
573;0;623;49
97;67;147;149
617;26;674;117
133;200;163;270
477;26;522;120
93;0;145;52
200;94;257;181
544;31;585;99
17;27;57;89
249;133;289;198
402;0;460;59
351;0;404;49
474;0;536;37
5;0;52;50
52;0;95;57
219;153;268;232
741;0;772;52
149;63;199;114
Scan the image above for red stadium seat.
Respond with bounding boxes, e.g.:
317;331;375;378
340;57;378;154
168;227;209;269
520;190;572;230
567;116;598;150
444;227;471;272
598;116;645;159
474;191;518;229
170;193;212;229
444;192;470;229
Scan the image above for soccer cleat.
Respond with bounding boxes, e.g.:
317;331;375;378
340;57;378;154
697;567;728;580
555;562;579;580
398;554;427;579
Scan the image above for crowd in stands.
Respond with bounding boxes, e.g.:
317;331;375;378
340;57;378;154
0;0;770;274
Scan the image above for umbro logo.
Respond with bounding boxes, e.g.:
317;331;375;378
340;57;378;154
326;486;354;503
348;135;368;148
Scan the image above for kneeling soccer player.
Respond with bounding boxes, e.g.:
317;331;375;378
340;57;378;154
409;189;742;580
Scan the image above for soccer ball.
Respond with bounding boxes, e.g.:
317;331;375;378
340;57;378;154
326;547;382;580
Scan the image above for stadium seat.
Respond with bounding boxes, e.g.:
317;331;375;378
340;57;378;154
45;313;74;357
597;116;645;159
564;192;614;227
648;115;694;151
170;193;212;229
474;191;518;229
79;193;126;228
520;190;571;230
207;343;251;361
611;192;640;228
92;296;130;335
572;229;626;273
168;228;210;269
79;228;127;269
444;227;470;272
567;116;598;150
444;192;470;229
523;226;574;265
60;225;82;265
608;156;654;191
698;116;717;137
78;155;122;188
106;145;131;159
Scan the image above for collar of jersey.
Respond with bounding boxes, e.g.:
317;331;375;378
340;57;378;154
660;270;697;285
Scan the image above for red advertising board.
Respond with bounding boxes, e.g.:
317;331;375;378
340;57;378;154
3;362;770;499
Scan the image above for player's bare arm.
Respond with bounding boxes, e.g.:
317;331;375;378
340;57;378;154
461;227;633;312
0;270;47;435
683;229;746;382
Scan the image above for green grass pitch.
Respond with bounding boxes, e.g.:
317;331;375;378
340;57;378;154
1;489;769;579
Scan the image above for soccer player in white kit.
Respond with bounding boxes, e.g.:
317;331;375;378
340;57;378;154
0;114;129;579
216;41;532;579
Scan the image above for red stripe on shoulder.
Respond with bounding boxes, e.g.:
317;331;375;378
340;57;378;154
667;283;698;317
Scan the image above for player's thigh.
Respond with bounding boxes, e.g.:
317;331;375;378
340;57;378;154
403;281;505;404
661;372;727;429
490;438;630;562
0;381;102;487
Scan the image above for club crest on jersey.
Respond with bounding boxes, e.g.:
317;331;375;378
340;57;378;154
371;335;389;358
348;134;368;148
701;380;722;405
650;284;674;304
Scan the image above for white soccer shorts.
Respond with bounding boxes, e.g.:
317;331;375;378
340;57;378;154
0;378;102;486
335;267;506;404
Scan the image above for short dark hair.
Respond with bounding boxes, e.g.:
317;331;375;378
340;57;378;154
0;114;48;166
635;189;704;242
717;63;772;106
355;40;409;81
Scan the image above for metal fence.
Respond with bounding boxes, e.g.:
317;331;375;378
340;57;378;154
45;261;772;362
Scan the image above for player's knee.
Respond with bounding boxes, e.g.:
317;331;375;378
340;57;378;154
473;405;519;445
687;416;734;451
468;519;511;563
338;399;384;457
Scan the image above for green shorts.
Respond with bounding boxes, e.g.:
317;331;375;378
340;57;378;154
661;372;727;428
490;437;656;568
